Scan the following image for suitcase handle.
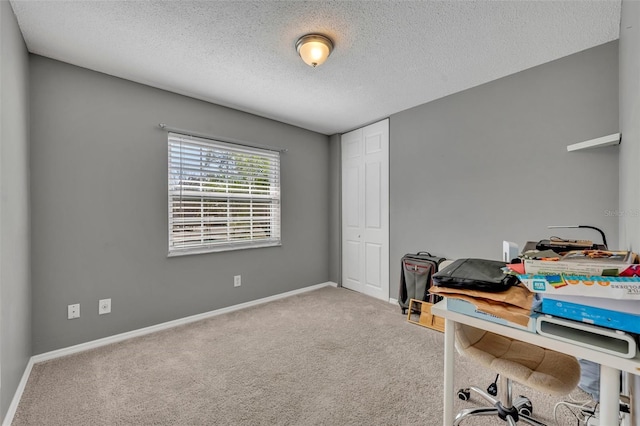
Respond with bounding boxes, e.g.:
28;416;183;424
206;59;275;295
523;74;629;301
416;251;432;256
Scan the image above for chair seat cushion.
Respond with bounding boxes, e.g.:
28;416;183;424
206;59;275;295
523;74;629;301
455;323;581;395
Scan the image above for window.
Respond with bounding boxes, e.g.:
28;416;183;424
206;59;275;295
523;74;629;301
168;132;281;255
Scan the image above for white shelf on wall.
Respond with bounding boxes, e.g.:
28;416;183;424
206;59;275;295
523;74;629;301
567;133;621;152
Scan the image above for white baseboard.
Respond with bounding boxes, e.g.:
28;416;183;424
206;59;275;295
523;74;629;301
3;358;34;426
33;281;337;363
3;281;337;426
388;297;398;305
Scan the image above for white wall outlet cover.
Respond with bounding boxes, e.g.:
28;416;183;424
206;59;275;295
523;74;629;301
68;303;80;319
99;298;111;315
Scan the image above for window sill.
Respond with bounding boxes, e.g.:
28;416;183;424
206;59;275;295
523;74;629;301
167;241;282;257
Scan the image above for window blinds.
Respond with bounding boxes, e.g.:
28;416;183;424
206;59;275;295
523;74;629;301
168;132;281;255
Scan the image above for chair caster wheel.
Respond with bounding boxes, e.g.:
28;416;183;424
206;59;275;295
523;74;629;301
487;382;497;396
457;389;470;401
516;396;533;417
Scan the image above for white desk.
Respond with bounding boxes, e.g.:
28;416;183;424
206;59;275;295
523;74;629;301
431;300;640;426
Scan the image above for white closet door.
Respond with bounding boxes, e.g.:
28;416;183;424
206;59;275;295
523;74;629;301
341;119;389;301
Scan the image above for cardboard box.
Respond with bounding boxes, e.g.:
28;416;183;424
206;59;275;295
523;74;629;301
445;297;537;332
407;299;445;332
540;295;640;334
519;274;640;300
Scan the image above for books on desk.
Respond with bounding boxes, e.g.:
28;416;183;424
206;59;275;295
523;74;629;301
523;250;638;276
517;250;640;300
509;251;640;353
539;295;640;334
518;274;640;299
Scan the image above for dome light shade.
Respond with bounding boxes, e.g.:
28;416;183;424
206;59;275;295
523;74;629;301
296;34;333;67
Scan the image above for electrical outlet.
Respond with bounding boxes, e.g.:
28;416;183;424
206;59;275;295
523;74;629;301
68;303;80;319
99;298;111;315
234;275;241;287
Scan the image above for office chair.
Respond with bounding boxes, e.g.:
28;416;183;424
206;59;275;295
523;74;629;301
453;323;581;425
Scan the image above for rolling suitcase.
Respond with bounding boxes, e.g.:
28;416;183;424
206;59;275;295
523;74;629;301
398;252;446;314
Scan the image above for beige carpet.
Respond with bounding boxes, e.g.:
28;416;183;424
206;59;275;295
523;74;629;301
13;286;592;425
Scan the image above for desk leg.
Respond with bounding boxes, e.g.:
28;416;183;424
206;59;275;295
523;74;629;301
443;318;455;426
600;364;620;426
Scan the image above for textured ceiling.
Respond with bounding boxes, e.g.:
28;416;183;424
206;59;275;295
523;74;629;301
10;1;621;135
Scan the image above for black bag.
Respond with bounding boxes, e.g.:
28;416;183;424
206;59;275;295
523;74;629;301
398;252;446;314
432;258;519;292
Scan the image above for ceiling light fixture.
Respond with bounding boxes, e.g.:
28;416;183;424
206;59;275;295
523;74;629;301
295;34;333;67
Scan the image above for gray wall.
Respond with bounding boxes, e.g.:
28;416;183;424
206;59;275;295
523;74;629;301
30;56;330;354
389;41;620;298
328;134;341;284
619;0;640;252
0;0;31;419
619;0;640;415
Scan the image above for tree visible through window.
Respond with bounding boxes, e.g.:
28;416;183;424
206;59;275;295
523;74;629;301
168;132;281;255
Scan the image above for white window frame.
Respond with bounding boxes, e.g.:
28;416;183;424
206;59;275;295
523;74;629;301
168;132;281;256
